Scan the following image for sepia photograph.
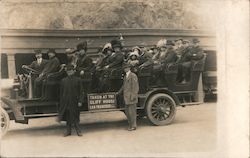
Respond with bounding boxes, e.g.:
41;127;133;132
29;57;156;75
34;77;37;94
0;0;248;157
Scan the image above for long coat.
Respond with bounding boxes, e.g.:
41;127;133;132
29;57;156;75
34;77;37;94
120;72;139;105
58;75;83;122
96;54;111;69
42;57;60;75
153;48;177;64
163;48;178;64
179;46;204;63
29;59;48;73
76;54;94;73
107;52;124;68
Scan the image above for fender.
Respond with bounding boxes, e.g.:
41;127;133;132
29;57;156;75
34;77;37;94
139;88;180;109
1;97;25;121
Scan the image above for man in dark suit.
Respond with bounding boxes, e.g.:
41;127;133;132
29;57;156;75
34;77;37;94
58;64;83;137
118;64;139;131
22;49;48;75
34;49;60;98
104;39;124;69
75;41;94;95
75;41;95;76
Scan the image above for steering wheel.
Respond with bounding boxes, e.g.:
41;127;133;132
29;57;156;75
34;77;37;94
22;66;40;75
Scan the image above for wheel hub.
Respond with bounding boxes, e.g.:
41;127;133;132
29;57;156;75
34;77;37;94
159;106;167;112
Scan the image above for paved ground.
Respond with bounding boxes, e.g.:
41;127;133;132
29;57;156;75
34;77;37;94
1;103;216;157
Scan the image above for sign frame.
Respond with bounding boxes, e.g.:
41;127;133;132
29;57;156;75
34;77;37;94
87;92;118;111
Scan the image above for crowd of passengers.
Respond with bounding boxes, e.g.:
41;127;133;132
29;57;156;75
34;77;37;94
22;37;204;98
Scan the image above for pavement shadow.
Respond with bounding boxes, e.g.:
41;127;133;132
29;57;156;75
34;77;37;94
3;117;152;139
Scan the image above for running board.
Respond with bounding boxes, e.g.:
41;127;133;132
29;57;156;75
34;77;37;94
179;102;203;106
24;108;125;118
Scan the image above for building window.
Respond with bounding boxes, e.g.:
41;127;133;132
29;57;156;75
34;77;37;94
1;53;8;79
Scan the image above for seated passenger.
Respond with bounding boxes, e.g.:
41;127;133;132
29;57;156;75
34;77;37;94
34;49;60;98
21;49;48;97
95;47;105;67
75;41;95;76
188;38;204;60
153;40;177;67
151;45;159;57
174;38;186;62
104;39;124;69
96;43;113;70
138;46;154;69
127;51;140;72
152;40;177;85
65;48;78;68
127;51;140;66
178;38;204;84
22;49;48;75
75;41;95;94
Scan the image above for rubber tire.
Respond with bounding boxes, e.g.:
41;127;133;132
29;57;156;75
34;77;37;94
1;106;10;137
146;93;176;126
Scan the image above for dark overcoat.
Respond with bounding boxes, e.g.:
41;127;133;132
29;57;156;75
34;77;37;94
96;54;111;69
29;59;48;73
107;52;124;68
163;48;178;64
180;46;204;62
42;57;60;75
58;75;83;122
76;54;94;73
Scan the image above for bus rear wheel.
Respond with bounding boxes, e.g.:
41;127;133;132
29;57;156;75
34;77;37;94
146;93;176;126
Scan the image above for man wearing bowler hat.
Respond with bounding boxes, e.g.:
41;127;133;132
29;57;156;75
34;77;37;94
118;64;139;131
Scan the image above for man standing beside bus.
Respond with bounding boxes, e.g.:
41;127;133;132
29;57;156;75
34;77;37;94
58;64;83;137
118;64;139;131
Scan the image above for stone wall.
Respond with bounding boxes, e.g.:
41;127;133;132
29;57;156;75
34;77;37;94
0;0;219;30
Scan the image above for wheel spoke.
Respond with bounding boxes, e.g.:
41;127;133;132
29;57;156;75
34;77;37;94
165;101;169;106
160;98;164;105
152;110;157;114
162;98;166;105
155;99;161;105
165;109;171;112
153;113;158;118
156;114;160;120
164;113;170;118
152;103;158;107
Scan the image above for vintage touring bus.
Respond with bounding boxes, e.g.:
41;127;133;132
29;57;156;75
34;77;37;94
0;29;216;136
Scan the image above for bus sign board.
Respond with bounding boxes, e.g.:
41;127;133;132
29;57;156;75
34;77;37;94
87;93;117;110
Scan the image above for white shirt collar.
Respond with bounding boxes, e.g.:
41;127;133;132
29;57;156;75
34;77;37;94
37;58;42;64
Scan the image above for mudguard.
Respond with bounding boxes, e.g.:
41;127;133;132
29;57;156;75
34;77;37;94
139;88;180;109
1;97;25;121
